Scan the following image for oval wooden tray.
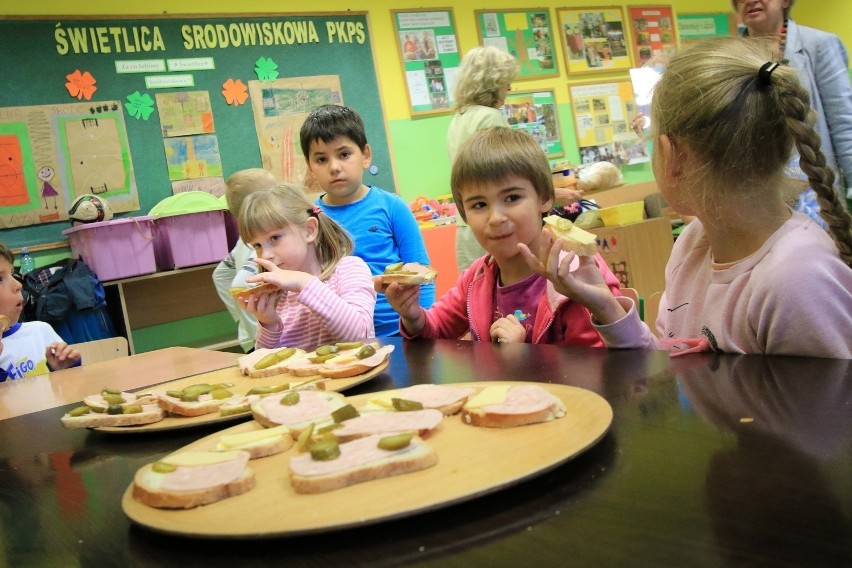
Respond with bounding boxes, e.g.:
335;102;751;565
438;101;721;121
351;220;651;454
93;362;387;434
122;382;612;537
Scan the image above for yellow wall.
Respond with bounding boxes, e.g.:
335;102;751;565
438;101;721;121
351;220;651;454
5;0;846;208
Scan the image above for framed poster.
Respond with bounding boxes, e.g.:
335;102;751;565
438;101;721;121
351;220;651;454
475;9;558;80
677;13;736;46
556;6;631;76
627;6;678;66
392;8;461;117
503;90;564;158
568;80;649;166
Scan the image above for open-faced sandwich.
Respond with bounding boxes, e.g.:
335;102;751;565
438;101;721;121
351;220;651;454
461;384;566;428
238;346;308;378
285;342;393;379
60;388;165;429
213;424;294;459
218;378;328;418
132;450;255;509
330;408;444;443
381;262;438;285
360;384;478;416
250;389;350;434
289;432;437;494
228;282;279;301
156;382;242;417
542;214;598;257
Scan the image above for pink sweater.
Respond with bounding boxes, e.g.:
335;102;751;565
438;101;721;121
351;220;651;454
255;256;376;351
597;212;852;358
405;253;620;346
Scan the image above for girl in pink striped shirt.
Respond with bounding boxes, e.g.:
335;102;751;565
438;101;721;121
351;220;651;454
236;184;376;350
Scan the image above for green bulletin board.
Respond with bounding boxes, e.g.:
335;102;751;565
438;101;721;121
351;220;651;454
0;13;393;249
391;9;461;117
676;13;735;44
475;9;559;80
504;90;564;158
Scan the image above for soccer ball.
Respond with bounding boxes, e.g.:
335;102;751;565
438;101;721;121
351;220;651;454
68;194;113;225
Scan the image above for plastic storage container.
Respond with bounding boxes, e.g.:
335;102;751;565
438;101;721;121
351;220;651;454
150;192;229;270
62;216;157;281
219;193;240;249
599;201;645;227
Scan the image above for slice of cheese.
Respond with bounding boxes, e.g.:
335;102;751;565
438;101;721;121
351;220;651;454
162;451;243;467
543;215;597;254
217;425;290;449
463;385;511;409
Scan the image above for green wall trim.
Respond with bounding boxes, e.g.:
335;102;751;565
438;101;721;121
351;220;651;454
132;310;237;353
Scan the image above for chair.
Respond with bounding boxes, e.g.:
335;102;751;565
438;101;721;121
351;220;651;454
643;292;663;338
70;337;129;365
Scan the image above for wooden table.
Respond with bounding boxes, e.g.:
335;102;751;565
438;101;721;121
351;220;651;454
0;339;849;567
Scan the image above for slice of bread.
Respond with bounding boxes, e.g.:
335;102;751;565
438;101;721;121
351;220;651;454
289;434;437;494
229;282;279;301
238;347;307;378
60;403;165;429
542;215;598;257
381;262;438;285
132;451;255;509
461;385;566;428
251;390;348;433
214;425;293;459
156;385;242;417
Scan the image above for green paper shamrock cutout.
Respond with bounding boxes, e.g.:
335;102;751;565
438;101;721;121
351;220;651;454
255;57;279;81
124;91;155;121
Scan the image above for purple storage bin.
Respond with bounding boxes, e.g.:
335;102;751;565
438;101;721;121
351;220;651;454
152;210;229;270
62;216;157;281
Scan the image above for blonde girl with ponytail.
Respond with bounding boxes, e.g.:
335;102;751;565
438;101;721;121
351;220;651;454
237;183;376;350
521;37;852;358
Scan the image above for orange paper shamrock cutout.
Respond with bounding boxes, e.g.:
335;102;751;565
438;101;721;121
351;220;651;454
222;78;249;106
65;70;97;100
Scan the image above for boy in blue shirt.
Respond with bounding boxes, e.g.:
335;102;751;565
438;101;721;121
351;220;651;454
0;244;80;380
300;104;434;336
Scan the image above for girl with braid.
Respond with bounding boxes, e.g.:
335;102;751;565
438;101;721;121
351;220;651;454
520;37;852;358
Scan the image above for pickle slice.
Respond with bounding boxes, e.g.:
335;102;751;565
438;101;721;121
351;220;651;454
356;344;377;360
279;391;300;406
384;261;404;273
101;387;122;395
68;405;91;417
123;404;143;414
378;432;414;451
166;390;184;398
102;393;126;405
314;344;339;357
556;218;574;232
335;341;364;350
308;353;336;364
316;422;342;435
106;404;124;415
254;347;297;370
152;461;177;474
210;389;234;400
247;384;289;396
331;404;359;423
297;423;315;452
392;398;424;412
309;439;341;461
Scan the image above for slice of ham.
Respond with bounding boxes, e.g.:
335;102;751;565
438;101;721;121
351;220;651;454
333;408;443;439
480;385;558;415
394;384;476;409
257;391;339;425
290;434;424;477
160;452;250;492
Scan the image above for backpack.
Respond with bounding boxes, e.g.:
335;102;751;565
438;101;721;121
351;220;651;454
21;259;116;343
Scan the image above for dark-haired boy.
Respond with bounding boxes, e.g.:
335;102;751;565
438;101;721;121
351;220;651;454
300;104;434;337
